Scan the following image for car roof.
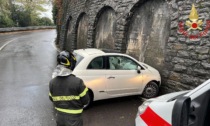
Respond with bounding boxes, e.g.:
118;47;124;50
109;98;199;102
73;48;105;57
74;48;138;59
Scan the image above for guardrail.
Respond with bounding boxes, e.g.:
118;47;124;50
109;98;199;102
0;26;56;33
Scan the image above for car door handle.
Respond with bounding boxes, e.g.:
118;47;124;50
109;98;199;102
107;76;115;79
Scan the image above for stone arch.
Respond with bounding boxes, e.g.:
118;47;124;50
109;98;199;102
93;6;116;50
64;16;74;51
124;0;171;72
75;13;88;49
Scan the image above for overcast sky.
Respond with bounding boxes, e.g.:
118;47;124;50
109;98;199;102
40;4;53;20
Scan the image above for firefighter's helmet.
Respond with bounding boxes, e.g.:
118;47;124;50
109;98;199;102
57;51;76;70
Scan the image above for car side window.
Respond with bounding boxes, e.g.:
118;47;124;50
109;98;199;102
87;57;104;69
108;56;138;70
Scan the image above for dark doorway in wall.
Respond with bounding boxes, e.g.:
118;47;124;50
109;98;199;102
126;0;170;71
76;13;88;49
94;6;116;50
65;16;73;51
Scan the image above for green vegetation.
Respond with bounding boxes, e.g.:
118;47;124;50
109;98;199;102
52;1;58;25
0;0;54;28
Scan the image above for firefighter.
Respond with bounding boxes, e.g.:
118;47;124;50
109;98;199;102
49;50;90;126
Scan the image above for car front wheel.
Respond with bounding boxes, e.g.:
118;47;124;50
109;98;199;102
142;82;159;98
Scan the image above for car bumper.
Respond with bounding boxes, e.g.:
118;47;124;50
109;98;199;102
135;115;147;126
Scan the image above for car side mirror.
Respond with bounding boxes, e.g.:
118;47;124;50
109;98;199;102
172;96;191;126
137;66;141;74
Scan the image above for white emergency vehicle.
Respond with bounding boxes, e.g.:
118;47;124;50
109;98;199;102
135;79;210;126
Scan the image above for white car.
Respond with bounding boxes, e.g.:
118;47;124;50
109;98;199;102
135;79;210;126
72;48;161;106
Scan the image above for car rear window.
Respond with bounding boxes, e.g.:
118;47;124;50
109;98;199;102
73;52;84;66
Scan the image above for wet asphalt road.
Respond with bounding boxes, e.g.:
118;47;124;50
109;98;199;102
0;30;143;126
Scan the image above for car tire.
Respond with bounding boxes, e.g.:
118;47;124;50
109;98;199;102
142;82;159;99
84;90;93;109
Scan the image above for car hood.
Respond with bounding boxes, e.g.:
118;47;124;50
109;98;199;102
140;62;159;74
149;91;189;102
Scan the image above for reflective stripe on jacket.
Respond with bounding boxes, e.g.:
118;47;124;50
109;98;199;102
49;87;88;101
55;107;83;114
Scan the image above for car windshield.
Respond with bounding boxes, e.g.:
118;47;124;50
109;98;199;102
73;52;84;66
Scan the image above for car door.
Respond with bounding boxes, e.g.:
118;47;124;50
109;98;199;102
84;56;109;100
105;55;143;96
172;80;210;126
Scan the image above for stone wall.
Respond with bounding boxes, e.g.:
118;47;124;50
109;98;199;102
57;0;210;93
162;0;210;92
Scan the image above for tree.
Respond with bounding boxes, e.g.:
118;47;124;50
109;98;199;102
52;1;58;25
37;17;53;26
0;0;53;27
15;0;48;25
0;0;10;16
0;0;15;27
14;5;31;27
0;15;15;28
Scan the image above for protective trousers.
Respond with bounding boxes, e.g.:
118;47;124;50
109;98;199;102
56;112;83;126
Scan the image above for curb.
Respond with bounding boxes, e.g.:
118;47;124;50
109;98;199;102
0;26;56;33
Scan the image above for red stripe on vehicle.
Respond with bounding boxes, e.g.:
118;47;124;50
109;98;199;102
140;107;171;126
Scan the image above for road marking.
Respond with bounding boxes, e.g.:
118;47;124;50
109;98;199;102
0;38;17;51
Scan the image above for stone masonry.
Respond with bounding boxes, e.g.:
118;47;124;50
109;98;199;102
56;0;210;93
162;0;210;93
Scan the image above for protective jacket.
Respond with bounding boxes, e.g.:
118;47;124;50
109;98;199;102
49;65;89;115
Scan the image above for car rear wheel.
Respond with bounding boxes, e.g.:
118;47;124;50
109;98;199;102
84;90;93;109
142;82;159;98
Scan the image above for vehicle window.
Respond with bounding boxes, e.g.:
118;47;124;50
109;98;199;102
73;52;84;66
87;57;104;69
108;56;138;70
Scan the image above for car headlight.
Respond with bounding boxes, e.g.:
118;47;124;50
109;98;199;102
136;100;153;117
